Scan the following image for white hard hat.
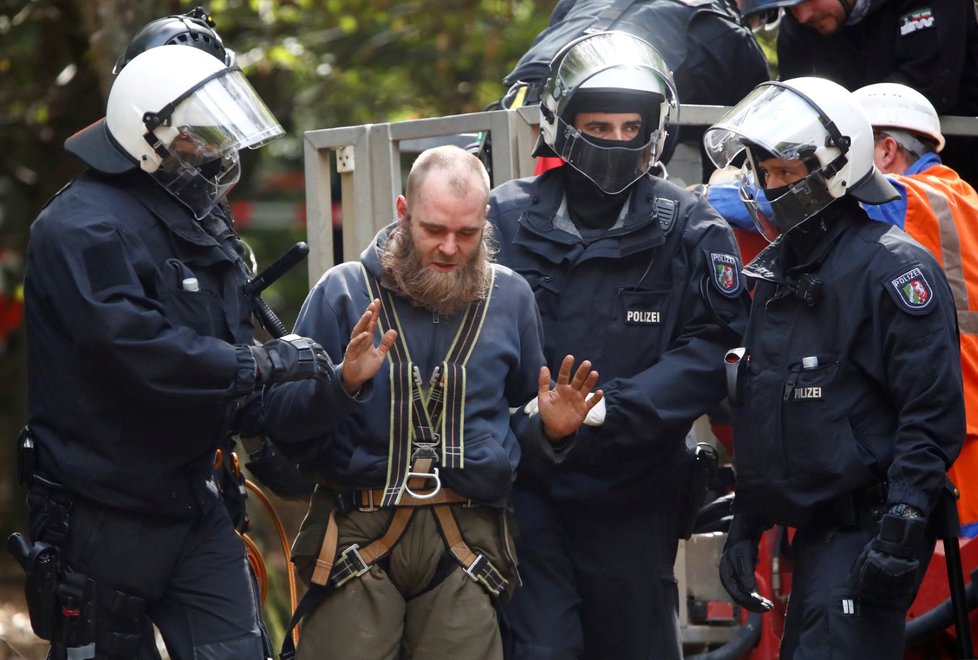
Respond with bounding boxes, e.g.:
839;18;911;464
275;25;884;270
852;82;944;153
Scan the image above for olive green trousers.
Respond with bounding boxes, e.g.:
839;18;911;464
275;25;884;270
292;494;516;660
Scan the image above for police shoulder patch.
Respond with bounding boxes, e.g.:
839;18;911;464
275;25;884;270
899;8;935;36
885;265;937;315
706;250;743;298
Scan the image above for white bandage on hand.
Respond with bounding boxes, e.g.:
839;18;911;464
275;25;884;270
514;393;606;427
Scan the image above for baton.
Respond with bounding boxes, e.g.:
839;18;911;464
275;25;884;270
243;242;310;338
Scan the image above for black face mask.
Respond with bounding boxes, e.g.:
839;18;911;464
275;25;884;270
562;166;630;230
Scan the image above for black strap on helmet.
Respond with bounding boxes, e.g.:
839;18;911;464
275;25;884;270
762;81;851;179
141;66;239;157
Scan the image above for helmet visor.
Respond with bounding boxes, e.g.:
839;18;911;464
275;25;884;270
704;83;826;170
153;149;241;219
550;32;677;120
168;68;284;152
738;156;836;241
738;176;780;243
556;115;657;194
146;67;282;218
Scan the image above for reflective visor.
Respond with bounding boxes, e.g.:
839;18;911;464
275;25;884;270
145;67;282;219
704;83;824;170
166;68;284;153
550;33;676;120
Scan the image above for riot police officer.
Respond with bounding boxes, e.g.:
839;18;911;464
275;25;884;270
21;45;333;659
501;0;770;181
488;31;751;659
703;77;965;656
111;6;317;518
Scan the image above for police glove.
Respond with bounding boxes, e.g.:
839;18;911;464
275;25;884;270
719;514;774;613
250;334;334;385
848;504;926;602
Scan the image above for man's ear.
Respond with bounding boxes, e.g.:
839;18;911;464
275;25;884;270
395;195;409;226
877;135;902;174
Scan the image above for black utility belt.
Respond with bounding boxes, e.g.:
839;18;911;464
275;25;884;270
824;483;888;529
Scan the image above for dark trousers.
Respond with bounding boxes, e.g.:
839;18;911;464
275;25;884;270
780;516;935;659
28;490;266;660
504;486;682;660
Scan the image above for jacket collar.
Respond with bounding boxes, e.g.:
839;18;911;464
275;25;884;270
745;201;856;282
103;170;228;247
514;169;668;262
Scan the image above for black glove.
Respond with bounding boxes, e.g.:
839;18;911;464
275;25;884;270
719;514;774;613
848;505;926;602
250;334;334;385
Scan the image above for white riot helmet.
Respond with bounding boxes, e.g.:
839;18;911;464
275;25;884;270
536;31;678;194
703;77;897;241
853;82;945;153
65;45;284;219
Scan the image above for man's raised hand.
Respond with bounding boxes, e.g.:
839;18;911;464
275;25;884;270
340;298;397;395
538;355;603;441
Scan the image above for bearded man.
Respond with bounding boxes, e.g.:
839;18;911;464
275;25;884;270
262;145;602;660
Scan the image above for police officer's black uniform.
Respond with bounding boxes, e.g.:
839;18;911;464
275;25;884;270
489;166;750;658
509;0;769;108
730;196;964;656
24;169;268;658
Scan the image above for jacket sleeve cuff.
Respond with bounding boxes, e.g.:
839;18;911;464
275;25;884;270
235;344;260;396
530;418;577;464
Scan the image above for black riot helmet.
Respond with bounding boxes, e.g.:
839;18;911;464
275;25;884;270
113;7;233;74
535;32;678;194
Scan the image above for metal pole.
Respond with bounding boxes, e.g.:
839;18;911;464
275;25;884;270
940;481;974;659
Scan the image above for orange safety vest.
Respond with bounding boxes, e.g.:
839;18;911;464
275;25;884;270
895;163;978;535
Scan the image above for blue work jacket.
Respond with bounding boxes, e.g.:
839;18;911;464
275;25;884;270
262;225;557;508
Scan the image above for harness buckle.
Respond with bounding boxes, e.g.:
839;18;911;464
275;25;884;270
464;554;488;583
411;438;440;463
332;544;370;587
404;467;442;500
463;553;506;597
358;489;379;512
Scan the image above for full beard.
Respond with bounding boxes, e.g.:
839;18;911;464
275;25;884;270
381;225;495;315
